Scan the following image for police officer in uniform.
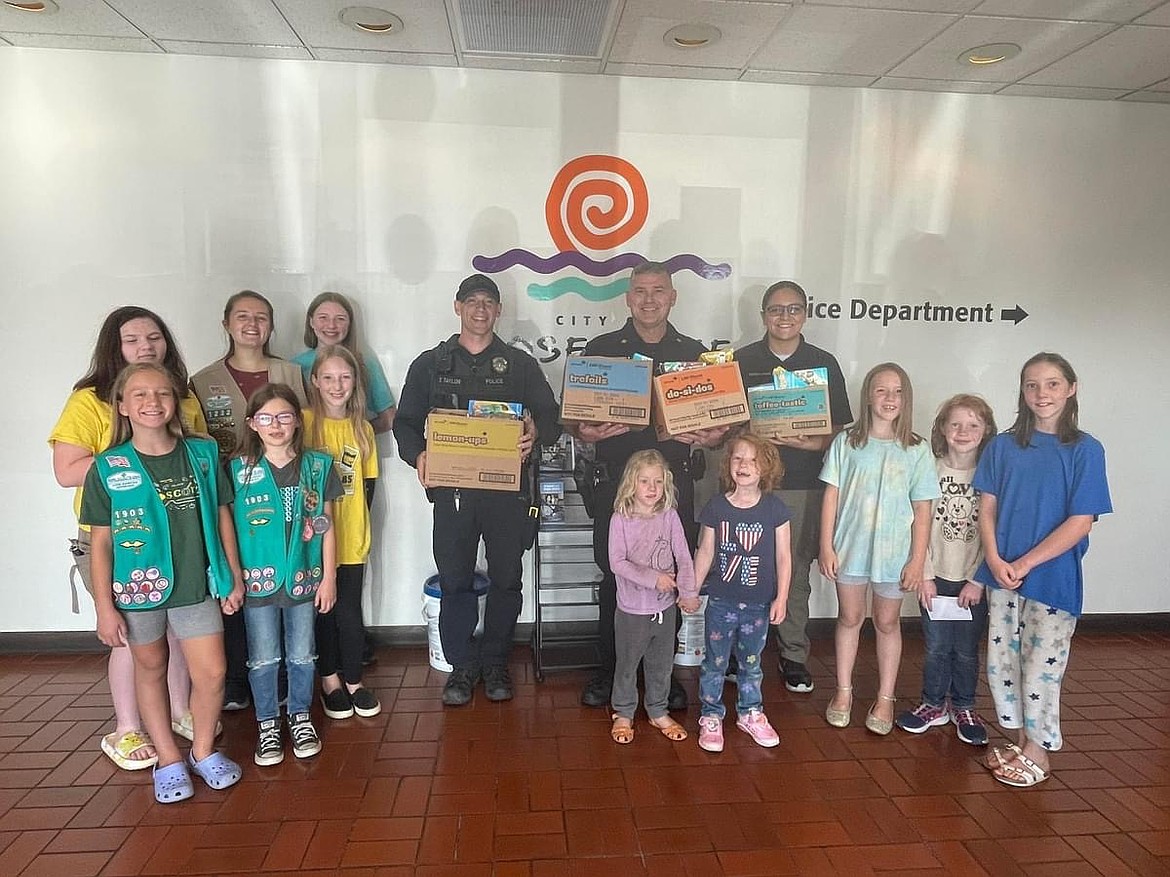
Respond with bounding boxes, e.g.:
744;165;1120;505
736;280;853;693
394;274;559;706
569;261;728;709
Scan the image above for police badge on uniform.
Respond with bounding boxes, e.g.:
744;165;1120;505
491;356;509;374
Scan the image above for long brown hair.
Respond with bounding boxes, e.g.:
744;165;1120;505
222;290;275;358
308;345;371;459
74;307;189;401
303;291;373;393
234;383;305;464
108;363;188;448
847;362;923;449
1010;352;1082;447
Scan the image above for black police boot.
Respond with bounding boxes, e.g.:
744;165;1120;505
482;666;514;702
442;667;479;707
580;671;612;708
667;678;688;712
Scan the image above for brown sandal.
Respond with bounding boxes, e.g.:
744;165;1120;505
610;715;634;745
649;717;688;742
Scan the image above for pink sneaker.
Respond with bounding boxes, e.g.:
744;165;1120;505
736;709;780;748
698;716;724;752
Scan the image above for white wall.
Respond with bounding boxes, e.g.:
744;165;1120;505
2;48;1167;633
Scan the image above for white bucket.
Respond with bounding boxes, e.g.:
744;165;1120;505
674;595;708;666
422;573;489;673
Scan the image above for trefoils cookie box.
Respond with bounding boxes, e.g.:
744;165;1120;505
560;356;653;427
425;409;523;491
651;361;750;440
747;366;832;439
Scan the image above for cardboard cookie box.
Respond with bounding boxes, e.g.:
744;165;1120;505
560;356;653;427
746;366;833;440
425;409;523;491
651;361;750;440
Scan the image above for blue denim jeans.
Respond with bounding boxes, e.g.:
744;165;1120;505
920;579;988;709
699;597;770;719
245;599;317;720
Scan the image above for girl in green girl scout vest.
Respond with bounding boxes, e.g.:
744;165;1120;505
81;363;246;804
232;383;342;766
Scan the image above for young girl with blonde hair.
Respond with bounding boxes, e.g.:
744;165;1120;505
607;450;698;745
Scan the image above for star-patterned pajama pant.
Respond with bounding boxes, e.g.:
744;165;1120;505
699;597;770;720
986;589;1077;751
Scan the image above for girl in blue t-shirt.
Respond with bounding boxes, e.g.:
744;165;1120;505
693;433;792;753
819;363;940;736
974;353;1111;788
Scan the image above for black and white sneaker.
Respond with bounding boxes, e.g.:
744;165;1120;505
780;658;815;693
321;687;354;720
254;718;284;766
349;687;382;718
289;713;322;758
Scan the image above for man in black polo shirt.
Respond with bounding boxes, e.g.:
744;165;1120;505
570;261;728;709
394;274;560;707
736;280;852;693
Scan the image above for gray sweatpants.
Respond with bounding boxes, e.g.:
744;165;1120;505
612;605;678;721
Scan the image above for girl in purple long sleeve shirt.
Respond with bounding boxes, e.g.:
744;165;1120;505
608;450;699;745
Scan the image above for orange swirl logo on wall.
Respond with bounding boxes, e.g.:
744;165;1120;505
544;155;648;253
471;153;731;301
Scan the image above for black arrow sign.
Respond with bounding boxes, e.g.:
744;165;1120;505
1000;305;1028;325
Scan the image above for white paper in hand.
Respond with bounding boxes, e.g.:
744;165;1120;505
927;596;973;622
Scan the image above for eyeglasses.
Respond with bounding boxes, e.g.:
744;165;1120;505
251;412;298;426
764;304;806;317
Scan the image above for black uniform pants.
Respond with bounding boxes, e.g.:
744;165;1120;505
592;464;699;676
433;488;532;672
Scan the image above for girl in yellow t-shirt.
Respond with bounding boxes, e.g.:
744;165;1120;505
49;306;211;772
304;345;380;720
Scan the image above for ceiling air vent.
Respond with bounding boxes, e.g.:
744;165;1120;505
455;0;616;58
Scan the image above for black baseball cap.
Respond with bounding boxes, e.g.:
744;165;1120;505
455;273;501;302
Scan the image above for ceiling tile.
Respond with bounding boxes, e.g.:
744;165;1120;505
889;15;1111;81
158;40;312;60
604;61;741;79
0;32;161;52
974;0;1165;22
465;55;602;74
609;0;790;68
1119;89;1170;101
273;0;455;53
104;0;301;45
1135;2;1170;24
871;75;1001;92
751;5;957;75
312;48;458;66
1021;24;1170;88
0;0;142;37
740;69;877;87
813;0;979;10
998;82;1130;98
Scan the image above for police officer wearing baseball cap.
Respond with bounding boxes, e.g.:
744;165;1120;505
394;273;559;706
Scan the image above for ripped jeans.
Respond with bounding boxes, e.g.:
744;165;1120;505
245;599;317;720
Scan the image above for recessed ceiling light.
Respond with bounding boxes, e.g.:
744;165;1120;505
959;43;1021;66
663;23;721;50
339;6;404;35
2;1;59;12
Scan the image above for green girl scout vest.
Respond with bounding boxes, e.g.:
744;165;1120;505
230;450;330;601
94;437;233;610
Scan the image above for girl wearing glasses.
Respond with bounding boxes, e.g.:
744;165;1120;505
231;383;342;766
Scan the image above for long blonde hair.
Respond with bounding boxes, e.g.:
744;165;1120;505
613;450;676;517
108;363;189;448
847;362;923;449
308;345;372;459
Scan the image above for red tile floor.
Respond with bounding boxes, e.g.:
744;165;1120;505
0;625;1167;876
